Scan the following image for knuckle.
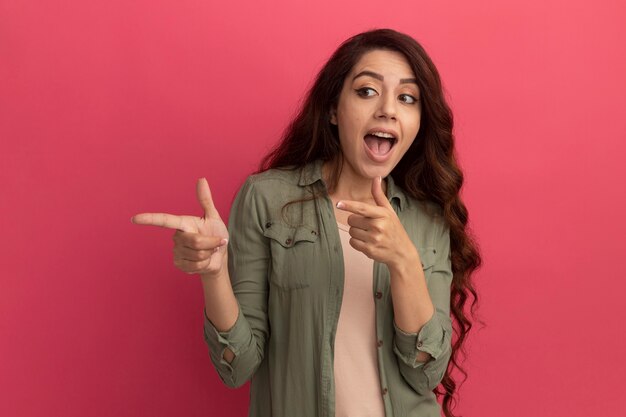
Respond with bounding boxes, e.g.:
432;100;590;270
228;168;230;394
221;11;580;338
198;260;210;270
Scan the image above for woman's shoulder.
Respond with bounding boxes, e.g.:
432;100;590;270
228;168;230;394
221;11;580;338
245;166;303;188
230;165;319;227
233;165;314;211
241;161;323;196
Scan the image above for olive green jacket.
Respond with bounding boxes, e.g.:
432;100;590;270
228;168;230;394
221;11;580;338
204;160;453;417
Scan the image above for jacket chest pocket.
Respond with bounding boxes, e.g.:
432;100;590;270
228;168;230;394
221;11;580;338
263;221;320;290
417;247;437;278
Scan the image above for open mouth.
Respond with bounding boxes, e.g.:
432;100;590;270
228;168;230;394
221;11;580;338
364;131;397;156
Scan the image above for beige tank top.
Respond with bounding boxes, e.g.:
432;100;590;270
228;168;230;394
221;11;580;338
333;222;386;417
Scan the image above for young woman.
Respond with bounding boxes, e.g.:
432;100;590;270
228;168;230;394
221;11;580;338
133;29;480;417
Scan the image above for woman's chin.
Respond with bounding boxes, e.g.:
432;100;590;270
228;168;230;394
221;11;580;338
359;165;392;181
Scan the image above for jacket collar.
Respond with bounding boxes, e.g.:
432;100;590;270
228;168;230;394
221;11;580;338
298;160;408;211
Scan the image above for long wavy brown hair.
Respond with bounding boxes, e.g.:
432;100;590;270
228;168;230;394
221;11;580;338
260;28;481;417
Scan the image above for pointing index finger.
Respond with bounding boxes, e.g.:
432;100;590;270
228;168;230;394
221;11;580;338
335;200;384;218
131;213;189;231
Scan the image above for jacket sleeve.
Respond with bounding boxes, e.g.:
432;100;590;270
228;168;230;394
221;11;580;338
392;220;453;394
203;178;270;388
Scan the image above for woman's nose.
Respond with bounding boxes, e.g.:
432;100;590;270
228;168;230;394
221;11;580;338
375;93;397;120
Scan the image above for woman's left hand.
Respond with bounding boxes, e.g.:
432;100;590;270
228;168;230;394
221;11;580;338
336;177;421;273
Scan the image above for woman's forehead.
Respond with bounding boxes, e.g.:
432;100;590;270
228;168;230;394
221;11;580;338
349;49;416;81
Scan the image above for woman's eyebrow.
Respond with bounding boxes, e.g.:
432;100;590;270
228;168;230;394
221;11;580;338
353;70;384;81
352;70;418;85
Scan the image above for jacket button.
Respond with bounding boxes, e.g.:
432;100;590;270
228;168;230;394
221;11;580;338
382;388;388;396
377;340;383;348
265;222;272;228
311;230;318;235
285;238;293;245
375;291;383;299
417;341;423;348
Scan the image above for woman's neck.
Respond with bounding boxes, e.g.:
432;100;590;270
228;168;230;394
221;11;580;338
322;159;386;204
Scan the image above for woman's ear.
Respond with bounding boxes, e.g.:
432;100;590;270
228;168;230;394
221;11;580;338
330;108;337;125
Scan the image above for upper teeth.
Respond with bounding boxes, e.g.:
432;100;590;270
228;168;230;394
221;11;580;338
371;131;395;139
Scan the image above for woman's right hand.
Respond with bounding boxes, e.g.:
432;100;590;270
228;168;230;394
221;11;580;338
131;178;229;277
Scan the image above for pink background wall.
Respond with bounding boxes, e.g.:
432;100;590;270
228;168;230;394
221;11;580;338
2;0;625;416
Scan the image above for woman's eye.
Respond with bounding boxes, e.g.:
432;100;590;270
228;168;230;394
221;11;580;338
356;87;377;97
399;94;418;104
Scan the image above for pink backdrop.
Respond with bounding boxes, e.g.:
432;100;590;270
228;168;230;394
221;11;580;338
2;0;625;416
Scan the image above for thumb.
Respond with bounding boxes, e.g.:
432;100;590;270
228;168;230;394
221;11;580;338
196;178;220;219
371;176;392;208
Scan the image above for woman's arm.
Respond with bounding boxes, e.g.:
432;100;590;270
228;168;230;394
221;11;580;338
201;177;271;387
387;252;435;363
200;268;239;362
133;177;268;384
390;222;453;394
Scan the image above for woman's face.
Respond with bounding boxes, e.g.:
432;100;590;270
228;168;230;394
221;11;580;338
331;49;421;181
